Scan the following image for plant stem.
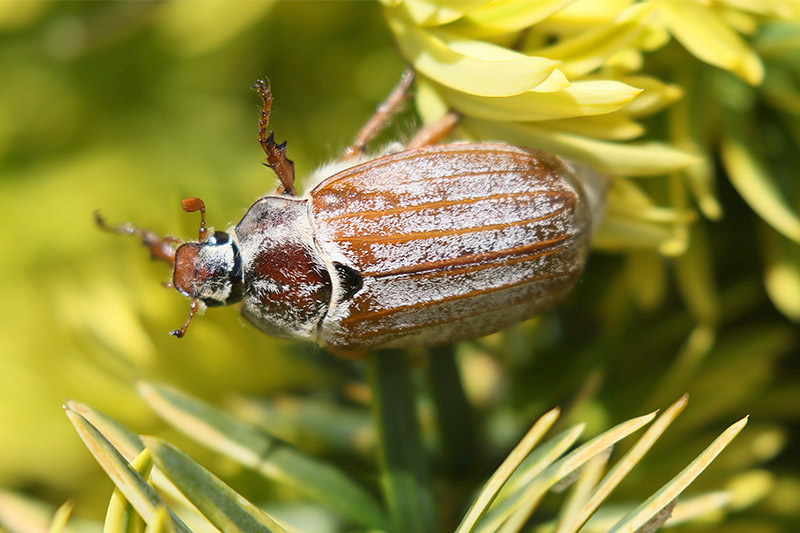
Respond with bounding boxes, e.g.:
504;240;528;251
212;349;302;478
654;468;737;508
427;344;476;474
366;349;439;533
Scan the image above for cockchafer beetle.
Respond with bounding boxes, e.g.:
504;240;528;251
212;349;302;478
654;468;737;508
97;70;601;351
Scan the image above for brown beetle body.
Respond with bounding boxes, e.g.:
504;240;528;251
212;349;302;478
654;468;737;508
98;73;596;350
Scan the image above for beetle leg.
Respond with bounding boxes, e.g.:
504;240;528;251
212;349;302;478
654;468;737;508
341;68;415;161
406;110;461;149
94;210;180;266
169;297;200;338
252;79;297;196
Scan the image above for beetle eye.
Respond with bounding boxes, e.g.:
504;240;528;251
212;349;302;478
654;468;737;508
209;231;229;245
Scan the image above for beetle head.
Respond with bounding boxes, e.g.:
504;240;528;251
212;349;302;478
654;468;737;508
173;231;244;307
96;197;242;338
163;197;244;338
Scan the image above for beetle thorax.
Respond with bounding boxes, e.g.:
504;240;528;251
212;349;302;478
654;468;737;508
235;197;333;340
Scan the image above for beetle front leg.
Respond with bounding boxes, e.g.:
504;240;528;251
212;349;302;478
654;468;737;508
252;79;297;196
94;211;180;266
341;69;415;161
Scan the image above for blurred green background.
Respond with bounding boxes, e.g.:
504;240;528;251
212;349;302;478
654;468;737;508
0;0;408;518
1;1;799;530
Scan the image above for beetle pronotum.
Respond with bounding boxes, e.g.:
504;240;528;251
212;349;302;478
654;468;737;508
97;70;600;351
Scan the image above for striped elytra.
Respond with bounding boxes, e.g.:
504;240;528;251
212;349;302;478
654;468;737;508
306;143;592;349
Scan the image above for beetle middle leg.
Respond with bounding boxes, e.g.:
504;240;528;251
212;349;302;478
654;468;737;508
341;68;415;161
405;110;461;149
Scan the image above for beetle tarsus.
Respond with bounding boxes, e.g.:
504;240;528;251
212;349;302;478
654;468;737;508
170;298;199;338
252;79;296;196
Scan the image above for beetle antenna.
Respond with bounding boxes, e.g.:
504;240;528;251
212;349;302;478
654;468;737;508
181;197;208;242
252;79;296;196
94;210;180;266
170;298;199;338
342;68;415;161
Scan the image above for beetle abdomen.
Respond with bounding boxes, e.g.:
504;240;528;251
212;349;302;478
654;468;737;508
310;143;592;349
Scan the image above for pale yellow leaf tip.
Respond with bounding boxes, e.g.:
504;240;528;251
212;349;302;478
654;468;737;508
48;500;74;533
739;51;765;86
671;393;689;411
